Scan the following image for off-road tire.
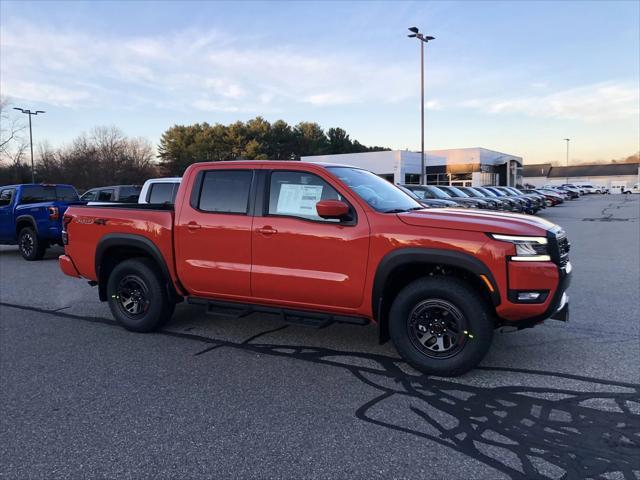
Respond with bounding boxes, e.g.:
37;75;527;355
389;276;494;376
106;258;175;332
18;227;46;261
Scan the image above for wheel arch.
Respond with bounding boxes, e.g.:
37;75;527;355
15;215;37;235
372;248;500;343
95;233;180;303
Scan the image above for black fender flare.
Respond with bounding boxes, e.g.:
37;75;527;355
371;247;501;322
15;215;38;235
95;233;179;301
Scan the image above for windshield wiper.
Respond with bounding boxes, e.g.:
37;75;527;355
383;207;423;213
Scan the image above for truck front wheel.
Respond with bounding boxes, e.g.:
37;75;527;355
106;258;175;332
389;277;494;376
18;227;46;261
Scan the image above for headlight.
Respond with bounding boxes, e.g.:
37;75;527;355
491;234;550;261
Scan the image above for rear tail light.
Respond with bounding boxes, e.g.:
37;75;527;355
62;214;73;245
48;206;59;220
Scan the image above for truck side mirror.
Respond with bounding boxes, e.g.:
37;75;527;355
316;200;350;220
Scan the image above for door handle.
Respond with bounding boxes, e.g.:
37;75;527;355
187;221;201;231
257;226;278;235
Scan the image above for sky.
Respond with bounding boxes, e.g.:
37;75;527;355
1;0;639;164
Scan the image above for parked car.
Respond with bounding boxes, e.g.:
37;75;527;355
59;161;571;376
575;183;601;194
397;185;458;208
506;187;546;211
457;187;507;210
80;185;142;204
431;185;492;209
543;185;579;199
473;186;524;212
0;183;82;260
139;177;181;204
562;183;585;194
622;183;640;194
540;187;572;201
484;186;538;214
522;189;564;206
402;184;477;209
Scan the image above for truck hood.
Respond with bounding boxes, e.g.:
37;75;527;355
397;208;556;236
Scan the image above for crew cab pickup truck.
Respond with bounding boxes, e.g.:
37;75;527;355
59;161;571;376
0;183;81;260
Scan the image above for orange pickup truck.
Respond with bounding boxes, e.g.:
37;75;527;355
59;161;571;376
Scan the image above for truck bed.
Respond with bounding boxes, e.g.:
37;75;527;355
63;204;176;282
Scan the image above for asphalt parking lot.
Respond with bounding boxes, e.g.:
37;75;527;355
1;194;639;479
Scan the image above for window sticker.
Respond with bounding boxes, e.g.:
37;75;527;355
276;184;323;216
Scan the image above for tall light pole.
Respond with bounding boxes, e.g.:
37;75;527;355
408;27;435;185
563;138;570;184
13;107;46;183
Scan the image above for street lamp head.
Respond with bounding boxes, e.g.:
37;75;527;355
425;35;436;41
408;26;419;33
13;107;25;113
407;33;417;38
564;138;570;142
35;111;46;114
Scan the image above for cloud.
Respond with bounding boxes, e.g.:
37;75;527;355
460;82;639;121
0;22;419;113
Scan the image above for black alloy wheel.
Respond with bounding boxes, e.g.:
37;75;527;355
407;299;466;359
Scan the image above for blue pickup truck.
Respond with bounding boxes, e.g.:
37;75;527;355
0;184;82;260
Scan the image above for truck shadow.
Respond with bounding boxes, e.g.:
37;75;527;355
188;327;640;480
3;302;638;479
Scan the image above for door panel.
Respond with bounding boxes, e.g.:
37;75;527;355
251;170;370;309
175;169;254;298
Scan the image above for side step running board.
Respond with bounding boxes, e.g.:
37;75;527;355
187;297;369;329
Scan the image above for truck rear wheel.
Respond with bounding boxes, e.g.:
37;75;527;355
389;277;494;376
18;227;46;261
106;258;175;332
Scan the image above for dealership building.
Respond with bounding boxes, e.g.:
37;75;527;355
522;162;640;188
302;148;524;187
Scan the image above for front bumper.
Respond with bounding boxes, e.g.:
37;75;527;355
550;292;569;322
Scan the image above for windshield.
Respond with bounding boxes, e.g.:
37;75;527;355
462;187;482;198
440;186;469;198
475;187;497;197
328;167;422;213
424;186;451;199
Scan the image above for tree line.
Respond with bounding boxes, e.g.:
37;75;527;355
157;117;389;175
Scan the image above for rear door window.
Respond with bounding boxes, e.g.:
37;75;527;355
197;170;253;214
148;183;179;204
97;189;115;202
118;186;141;202
19;186;56;204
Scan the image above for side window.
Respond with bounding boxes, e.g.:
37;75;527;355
119;187;141;202
149;183;179;204
97;189;114;202
81;190;97;201
268;171;343;222
0;188;15;207
197;170;252;214
19;186;56;204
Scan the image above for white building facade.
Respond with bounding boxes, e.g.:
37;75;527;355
301;148;523;187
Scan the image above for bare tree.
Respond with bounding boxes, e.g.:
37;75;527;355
0;97;26;160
